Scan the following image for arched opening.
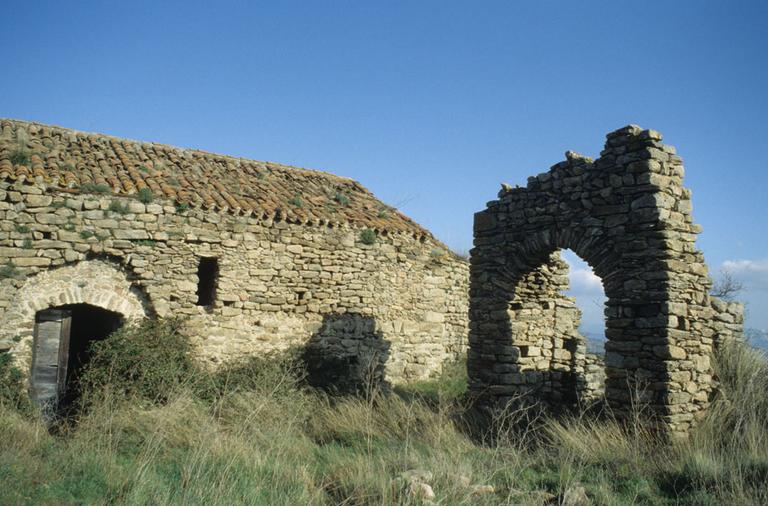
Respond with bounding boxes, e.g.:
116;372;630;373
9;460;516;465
31;304;122;417
561;250;608;404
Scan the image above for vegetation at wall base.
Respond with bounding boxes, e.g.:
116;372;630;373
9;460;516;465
1;324;766;505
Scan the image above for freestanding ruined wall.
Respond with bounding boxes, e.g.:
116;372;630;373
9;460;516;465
469;125;743;435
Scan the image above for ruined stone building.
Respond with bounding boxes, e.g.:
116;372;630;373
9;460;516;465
468;125;743;435
0;119;469;410
0;119;746;436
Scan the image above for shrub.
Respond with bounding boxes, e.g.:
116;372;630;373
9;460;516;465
359;228;376;245
0;261;19;280
79;318;195;404
137;187;154;203
334;192;350;206
9;149;30;166
0;353;31;413
430;248;446;263
80;182;110;194
196;350;305;402
108;200;129;215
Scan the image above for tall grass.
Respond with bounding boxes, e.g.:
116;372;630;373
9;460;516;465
1;324;767;505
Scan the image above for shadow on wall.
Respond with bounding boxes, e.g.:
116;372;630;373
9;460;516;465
302;313;391;394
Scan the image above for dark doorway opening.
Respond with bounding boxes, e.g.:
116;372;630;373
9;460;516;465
31;304;122;416
59;304;122;406
196;257;218;307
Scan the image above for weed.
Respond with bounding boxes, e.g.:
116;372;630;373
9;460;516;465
359;228;376;245
80;182;110;194
0;353;31;413
137;187;154;204
14;224;30;234
50;201;67;209
21;238;32;249
377;208;389;219
108;200;129;215
175;201;190;213
9;149;30;166
289;195;303;208
63;223;76;232
79;230;95;239
0;261;19;279
138;165;149;173
134;240;156;247
334;192;350;206
430;248;446;263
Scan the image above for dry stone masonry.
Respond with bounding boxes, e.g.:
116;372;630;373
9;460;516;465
469;125;743;435
0;119;469;395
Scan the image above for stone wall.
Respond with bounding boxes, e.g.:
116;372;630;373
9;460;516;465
468;125;743;435
0;181;469;386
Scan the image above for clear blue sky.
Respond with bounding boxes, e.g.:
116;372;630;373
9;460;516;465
2;1;767;330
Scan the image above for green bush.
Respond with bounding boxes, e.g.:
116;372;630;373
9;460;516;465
137;187;154;203
359;228;376;245
0;261;19;280
334;192;350;206
0;353;31;413
9;149;30;166
80;182;110;194
79;318;194;403
196;351;305;402
108;200;129;215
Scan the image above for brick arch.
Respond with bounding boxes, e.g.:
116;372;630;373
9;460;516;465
0;259;151;366
469;126;714;435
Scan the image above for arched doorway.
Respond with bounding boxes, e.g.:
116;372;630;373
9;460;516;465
30;304;122;418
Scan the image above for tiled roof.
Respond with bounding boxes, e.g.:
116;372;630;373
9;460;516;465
0;118;431;238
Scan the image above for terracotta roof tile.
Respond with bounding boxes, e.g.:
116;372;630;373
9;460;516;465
0;118;431;238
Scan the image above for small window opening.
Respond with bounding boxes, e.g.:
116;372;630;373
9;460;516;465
196;257;218;307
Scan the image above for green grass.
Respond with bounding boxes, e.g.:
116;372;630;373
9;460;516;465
1;332;766;505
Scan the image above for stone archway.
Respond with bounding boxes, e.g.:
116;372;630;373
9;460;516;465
469;126;716;435
0;259;150;375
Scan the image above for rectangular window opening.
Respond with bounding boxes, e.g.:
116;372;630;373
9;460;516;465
196;257;218;307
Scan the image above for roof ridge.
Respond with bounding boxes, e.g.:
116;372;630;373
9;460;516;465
0;117;435;241
0;117;356;184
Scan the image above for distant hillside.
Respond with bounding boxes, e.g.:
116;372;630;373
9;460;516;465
581;329;768;354
746;328;768;351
